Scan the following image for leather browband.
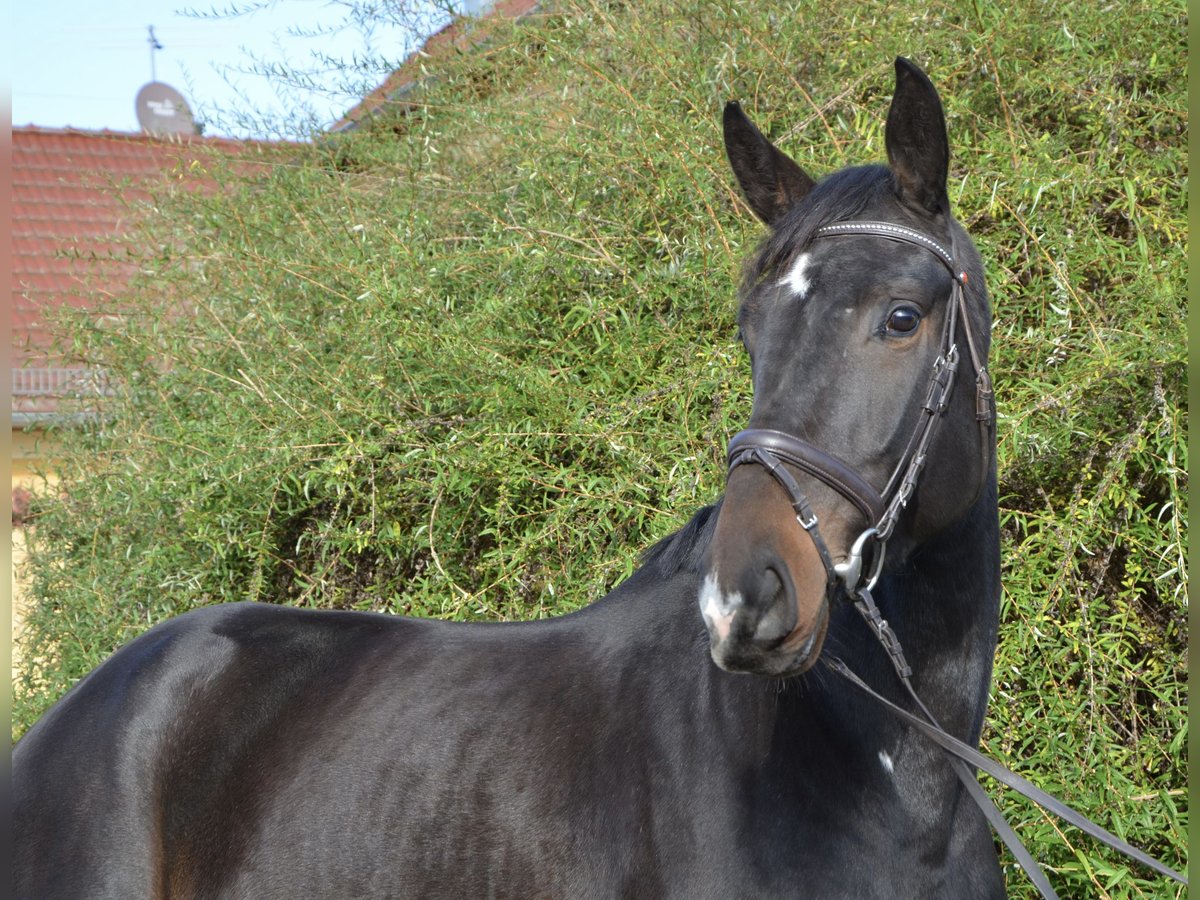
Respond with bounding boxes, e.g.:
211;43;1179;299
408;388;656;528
813;221;961;280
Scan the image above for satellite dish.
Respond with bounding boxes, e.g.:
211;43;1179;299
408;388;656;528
135;82;198;137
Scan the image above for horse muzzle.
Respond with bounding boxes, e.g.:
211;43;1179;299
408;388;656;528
699;465;839;677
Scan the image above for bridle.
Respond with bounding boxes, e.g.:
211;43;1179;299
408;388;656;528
723;219;1187;895
726;219;995;600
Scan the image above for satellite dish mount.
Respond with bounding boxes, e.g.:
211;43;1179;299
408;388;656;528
148;26;163;82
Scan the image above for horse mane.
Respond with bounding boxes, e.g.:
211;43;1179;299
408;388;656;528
639;501;722;577
743;164;894;289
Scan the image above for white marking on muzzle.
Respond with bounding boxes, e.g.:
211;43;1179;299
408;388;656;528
779;252;813;299
699;571;740;642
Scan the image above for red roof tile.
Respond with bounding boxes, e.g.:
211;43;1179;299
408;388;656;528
14;1;537;420
11;127;280;417
332;0;542;131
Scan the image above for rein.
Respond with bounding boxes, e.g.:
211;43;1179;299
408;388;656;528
725;219;1187;894
830;586;1189;895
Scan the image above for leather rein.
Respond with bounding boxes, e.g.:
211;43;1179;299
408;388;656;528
724;220;1187;895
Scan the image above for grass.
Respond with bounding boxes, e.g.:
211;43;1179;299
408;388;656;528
14;1;1186;895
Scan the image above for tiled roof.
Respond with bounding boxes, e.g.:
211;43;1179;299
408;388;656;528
11;127;276;420
332;0;541;131
13;1;538;422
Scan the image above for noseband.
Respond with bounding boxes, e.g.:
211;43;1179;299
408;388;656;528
726;220;995;597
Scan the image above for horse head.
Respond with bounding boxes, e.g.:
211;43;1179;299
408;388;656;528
700;58;994;677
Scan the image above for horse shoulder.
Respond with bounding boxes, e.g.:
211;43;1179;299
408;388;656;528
13;601;418;897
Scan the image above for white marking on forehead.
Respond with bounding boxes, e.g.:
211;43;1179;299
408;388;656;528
699;572;740;642
878;750;895;775
778;252;813;299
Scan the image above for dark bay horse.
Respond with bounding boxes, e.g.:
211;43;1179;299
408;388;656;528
15;59;1006;898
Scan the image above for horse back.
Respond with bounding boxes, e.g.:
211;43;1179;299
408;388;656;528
14;593;724;898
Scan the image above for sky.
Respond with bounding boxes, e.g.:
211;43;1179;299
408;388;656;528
11;1;458;138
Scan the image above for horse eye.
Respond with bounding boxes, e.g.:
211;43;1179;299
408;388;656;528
885;306;922;335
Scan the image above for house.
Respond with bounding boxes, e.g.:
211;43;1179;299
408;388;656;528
330;0;541;132
11;0;540;673
11;127;276;498
10;127;278;674
13;1;543;501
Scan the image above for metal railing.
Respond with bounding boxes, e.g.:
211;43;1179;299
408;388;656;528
11;367;110;397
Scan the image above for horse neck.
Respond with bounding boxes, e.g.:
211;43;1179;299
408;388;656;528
814;473;1001;742
610;481;997;761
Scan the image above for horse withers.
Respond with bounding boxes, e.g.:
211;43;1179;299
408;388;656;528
15;59;1005;898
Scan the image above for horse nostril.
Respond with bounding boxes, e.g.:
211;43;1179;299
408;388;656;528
751;566;796;646
758;566;785;607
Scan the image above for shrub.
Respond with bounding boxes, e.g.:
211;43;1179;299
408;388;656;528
16;1;1186;894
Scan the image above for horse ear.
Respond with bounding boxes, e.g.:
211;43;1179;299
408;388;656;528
885;58;950;215
723;101;815;227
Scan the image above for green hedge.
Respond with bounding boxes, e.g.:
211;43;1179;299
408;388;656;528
16;1;1186;895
